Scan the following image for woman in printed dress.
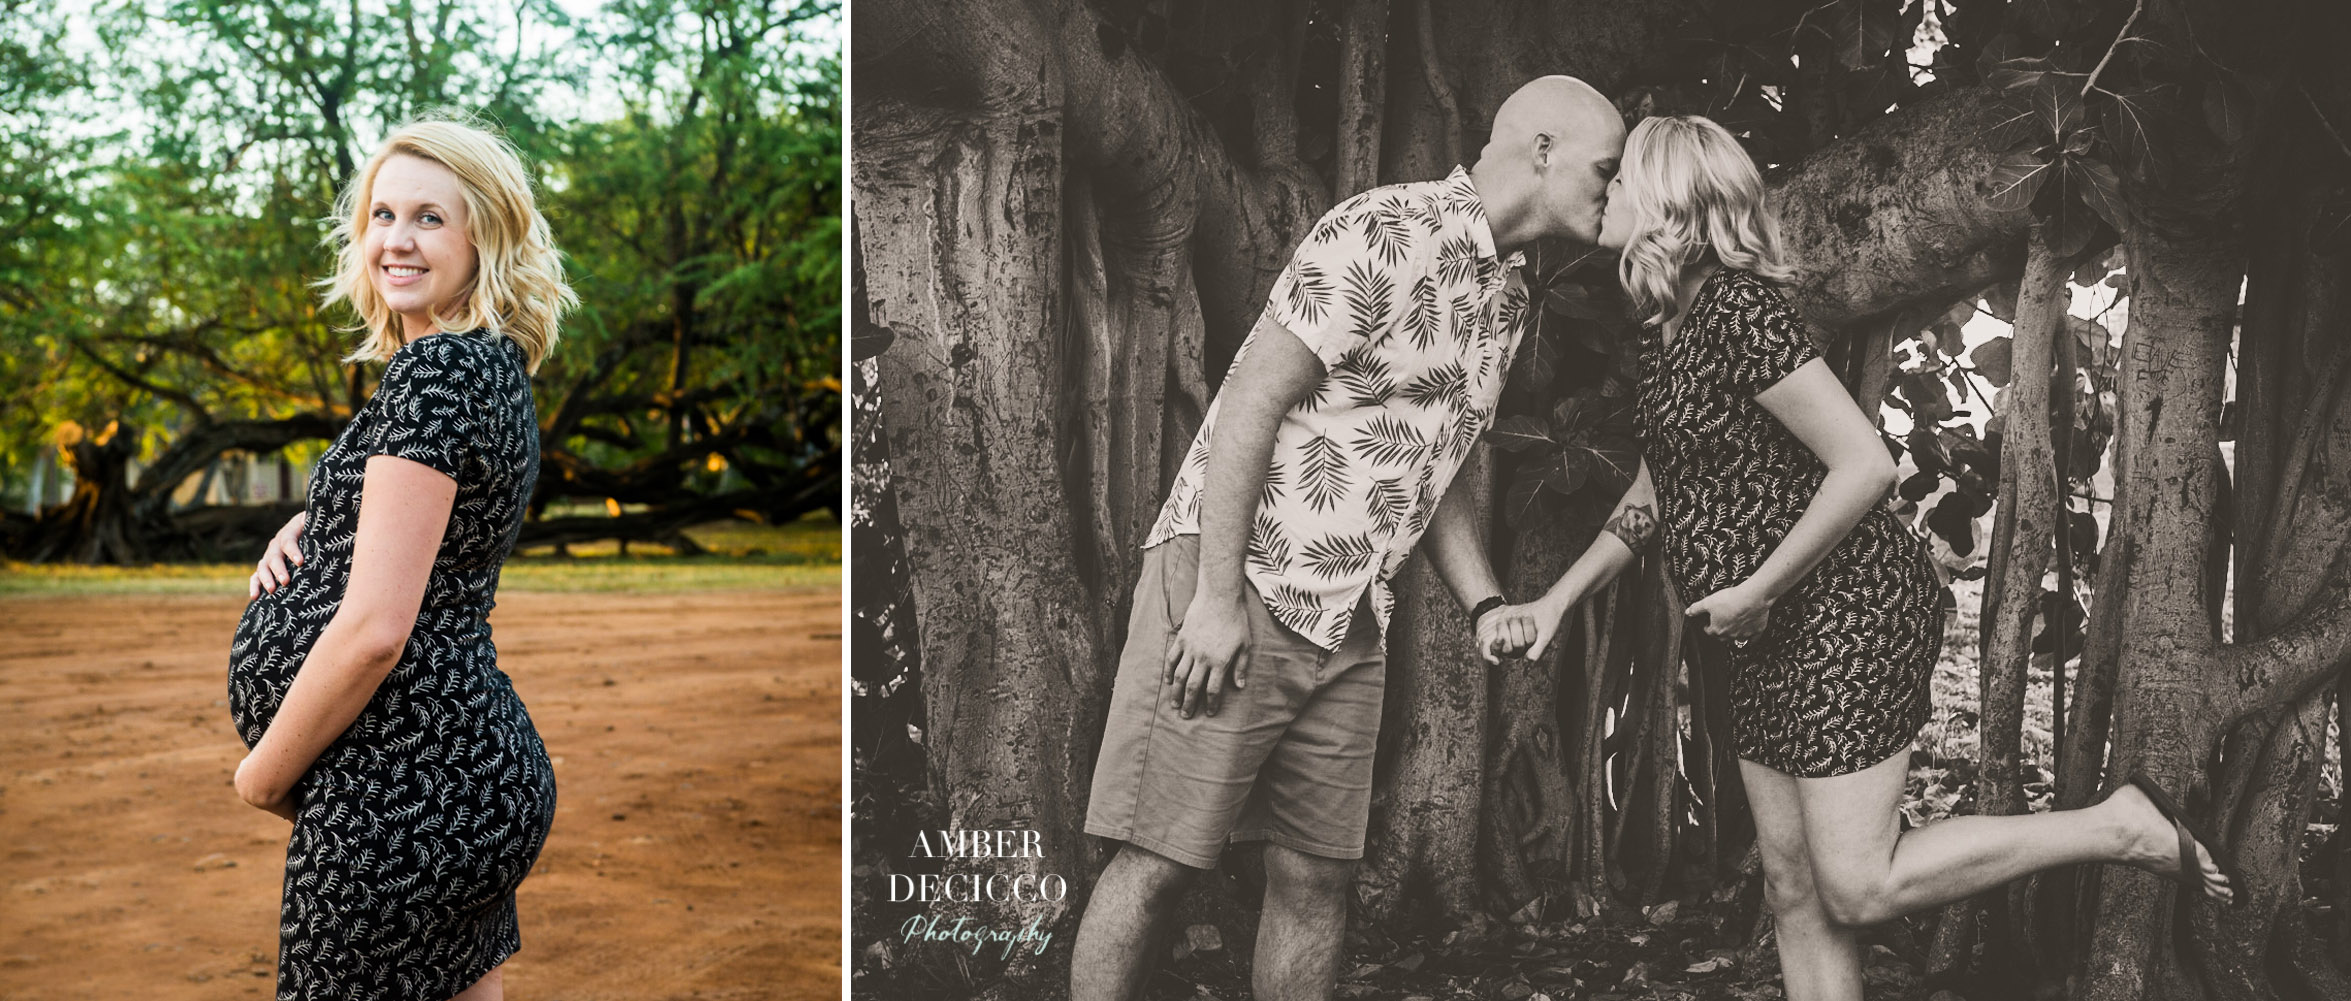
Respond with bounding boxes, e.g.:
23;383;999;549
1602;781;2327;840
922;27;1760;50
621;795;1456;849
1477;114;2234;1001
228;114;575;1001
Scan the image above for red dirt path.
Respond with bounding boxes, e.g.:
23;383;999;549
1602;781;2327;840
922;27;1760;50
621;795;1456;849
0;589;840;1000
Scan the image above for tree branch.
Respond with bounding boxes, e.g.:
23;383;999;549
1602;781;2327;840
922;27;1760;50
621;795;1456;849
1411;0;1461;164
1334;0;1390;197
1976;223;2067;820
73;342;212;422
2222;566;2351;725
2082;0;2147;99
1771;86;2037;329
127;412;344;519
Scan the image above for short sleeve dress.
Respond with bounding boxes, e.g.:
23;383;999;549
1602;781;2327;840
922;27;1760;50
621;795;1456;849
227;328;557;1001
1632;267;1947;778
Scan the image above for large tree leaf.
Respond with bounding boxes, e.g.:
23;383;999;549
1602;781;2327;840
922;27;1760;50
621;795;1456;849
1986;149;2054;213
1927;491;1979;556
1486;414;1554;452
1545;284;1604;320
1502;463;1555;530
1974;33;2023;80
2203;79;2251;147
2070;157;2130;235
1973;335;2015;387
2100;88;2164;185
1986;56;2055;93
1831;0;1909;72
2028;78;2086;139
1983;280;2022;322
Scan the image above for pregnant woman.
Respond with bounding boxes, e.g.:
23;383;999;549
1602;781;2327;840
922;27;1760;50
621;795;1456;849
1478;115;2235;1001
227;114;575;1001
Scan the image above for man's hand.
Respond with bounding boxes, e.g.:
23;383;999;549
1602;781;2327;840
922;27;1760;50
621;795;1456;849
248;510;308;599
1163;590;1254;719
1686;581;1773;641
1477;593;1571;664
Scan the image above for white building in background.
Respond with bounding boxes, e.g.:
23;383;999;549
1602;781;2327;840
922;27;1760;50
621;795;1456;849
15;450;310;514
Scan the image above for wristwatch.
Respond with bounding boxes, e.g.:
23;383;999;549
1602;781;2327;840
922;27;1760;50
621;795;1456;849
1469;594;1508;629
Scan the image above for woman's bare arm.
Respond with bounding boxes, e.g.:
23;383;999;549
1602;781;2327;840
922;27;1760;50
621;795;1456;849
1685;357;1895;638
234;456;454;817
1743;357;1894;595
1478;457;1654;663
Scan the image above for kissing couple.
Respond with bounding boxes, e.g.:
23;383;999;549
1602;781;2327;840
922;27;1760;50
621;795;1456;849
1068;75;2236;1001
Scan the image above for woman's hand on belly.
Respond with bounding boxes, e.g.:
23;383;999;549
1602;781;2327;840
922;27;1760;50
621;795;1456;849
247;509;308;599
1687;580;1774;640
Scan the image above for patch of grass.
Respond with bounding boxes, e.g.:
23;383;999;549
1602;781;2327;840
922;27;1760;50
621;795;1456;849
513;512;840;563
498;557;837;593
0;516;840;597
0;561;259;597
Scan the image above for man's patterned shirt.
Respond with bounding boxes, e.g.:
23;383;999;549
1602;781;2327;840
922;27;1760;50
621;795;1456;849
1144;166;1531;650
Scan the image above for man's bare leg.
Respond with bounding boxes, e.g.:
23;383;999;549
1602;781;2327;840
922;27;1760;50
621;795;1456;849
1070;843;1196;1001
1252;844;1353;1001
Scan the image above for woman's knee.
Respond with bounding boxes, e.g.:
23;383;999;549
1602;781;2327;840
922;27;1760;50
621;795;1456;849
1760;864;1821;917
1750;820;1819;916
1814;872;1896;927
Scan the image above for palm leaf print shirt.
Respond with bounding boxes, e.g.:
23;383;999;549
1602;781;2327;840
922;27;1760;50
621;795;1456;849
1143;166;1531;650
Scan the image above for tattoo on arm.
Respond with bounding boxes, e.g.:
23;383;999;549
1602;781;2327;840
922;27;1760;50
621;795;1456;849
1602;502;1657;549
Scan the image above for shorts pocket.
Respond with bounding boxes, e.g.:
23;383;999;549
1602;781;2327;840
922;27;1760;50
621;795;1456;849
1159;537;1201;633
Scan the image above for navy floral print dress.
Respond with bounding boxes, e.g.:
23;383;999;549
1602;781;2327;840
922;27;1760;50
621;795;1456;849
1633;268;1946;778
228;328;556;1000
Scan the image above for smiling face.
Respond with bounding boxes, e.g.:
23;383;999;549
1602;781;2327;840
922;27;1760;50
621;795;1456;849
363;153;477;342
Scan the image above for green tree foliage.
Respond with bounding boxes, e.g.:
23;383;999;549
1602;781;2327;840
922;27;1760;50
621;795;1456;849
0;0;840;562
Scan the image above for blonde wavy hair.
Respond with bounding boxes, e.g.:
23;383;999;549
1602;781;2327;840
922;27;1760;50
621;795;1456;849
319;113;575;374
1613;114;1793;328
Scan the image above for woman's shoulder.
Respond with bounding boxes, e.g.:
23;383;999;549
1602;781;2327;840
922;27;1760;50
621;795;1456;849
1704;267;1803;325
390;329;523;377
379;330;532;417
1711;266;1787;302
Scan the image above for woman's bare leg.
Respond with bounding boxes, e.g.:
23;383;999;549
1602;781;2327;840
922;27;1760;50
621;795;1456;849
449;963;502;1001
1741;759;1863;1001
1795;748;2230;930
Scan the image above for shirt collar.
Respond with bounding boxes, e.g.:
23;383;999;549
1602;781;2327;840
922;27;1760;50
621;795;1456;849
1451;165;1528;273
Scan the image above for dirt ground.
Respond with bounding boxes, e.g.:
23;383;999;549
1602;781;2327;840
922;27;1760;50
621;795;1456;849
0;589;841;1000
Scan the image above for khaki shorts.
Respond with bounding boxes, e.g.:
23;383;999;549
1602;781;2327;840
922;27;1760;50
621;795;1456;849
1083;534;1386;869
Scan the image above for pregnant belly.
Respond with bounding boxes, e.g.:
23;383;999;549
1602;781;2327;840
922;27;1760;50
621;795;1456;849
226;586;334;746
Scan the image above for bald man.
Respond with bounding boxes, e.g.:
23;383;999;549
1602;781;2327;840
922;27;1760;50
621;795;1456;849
1071;76;1625;1001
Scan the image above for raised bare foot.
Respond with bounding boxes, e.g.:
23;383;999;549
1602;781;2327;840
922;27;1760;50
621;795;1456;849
2105;780;2233;904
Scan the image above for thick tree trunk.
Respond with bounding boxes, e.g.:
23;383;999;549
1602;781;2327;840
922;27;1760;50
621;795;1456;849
1483;509;1581;911
1957;223;2068;981
2210;103;2351;1000
2081;223;2240;1001
1978;227;2066;819
1359;460;1492;929
857;97;1098;984
30;422;144;564
12;413;347;564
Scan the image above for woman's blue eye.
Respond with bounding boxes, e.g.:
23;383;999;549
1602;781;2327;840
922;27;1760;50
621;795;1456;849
419;213;440;226
372;208;393;222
